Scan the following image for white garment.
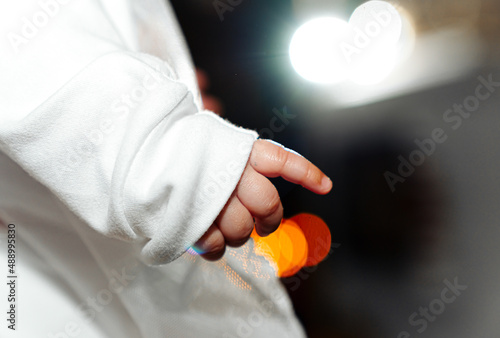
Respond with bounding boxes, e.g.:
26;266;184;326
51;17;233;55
0;1;305;337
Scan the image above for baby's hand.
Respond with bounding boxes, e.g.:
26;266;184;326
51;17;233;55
194;139;332;260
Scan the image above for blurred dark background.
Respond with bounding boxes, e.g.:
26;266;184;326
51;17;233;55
171;1;500;337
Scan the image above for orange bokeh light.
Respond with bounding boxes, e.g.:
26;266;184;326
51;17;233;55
278;220;308;277
251;213;331;277
290;213;331;267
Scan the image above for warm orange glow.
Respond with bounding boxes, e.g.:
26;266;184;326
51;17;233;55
251;219;307;277
278;220;308;278
290;213;331;267
251;214;330;277
252;229;281;272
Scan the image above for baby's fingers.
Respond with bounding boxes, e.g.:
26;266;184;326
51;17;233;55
250;140;332;195
216;193;254;247
236;165;283;237
194;224;226;261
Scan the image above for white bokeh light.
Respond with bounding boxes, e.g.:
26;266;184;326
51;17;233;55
289;1;410;86
289;17;351;84
349;1;402;48
348;45;399;85
347;1;403;85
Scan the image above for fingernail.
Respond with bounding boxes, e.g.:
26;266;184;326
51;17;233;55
321;176;332;190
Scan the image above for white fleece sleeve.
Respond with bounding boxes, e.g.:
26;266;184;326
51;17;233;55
0;1;260;265
0;50;258;265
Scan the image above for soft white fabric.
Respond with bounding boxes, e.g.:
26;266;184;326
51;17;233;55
0;0;306;337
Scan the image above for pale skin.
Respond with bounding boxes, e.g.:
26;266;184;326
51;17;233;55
195;139;333;261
